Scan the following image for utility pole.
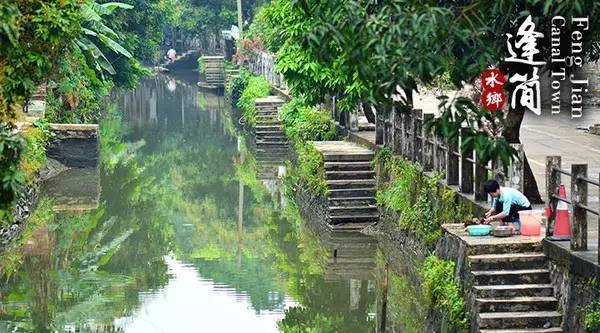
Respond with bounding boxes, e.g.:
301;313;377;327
236;0;243;39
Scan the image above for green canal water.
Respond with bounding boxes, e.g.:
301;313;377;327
0;74;425;333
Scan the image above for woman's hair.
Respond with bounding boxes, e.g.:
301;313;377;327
484;180;500;194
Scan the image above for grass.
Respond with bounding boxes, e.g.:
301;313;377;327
376;155;471;246
421;254;468;332
279;98;339;197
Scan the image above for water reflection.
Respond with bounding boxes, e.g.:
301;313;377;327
0;74;379;332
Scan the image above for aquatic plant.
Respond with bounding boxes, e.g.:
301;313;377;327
421;254;468;332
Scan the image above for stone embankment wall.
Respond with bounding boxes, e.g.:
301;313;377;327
0;124;98;255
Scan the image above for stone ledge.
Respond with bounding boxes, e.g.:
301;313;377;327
543;238;599;279
50;123;98;131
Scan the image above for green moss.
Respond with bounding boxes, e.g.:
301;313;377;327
376;156;471;246
236;75;271;127
421;255;468;332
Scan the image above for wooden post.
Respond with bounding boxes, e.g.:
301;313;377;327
475;155;487;201
545;156;562;236
598;172;599;263
422;113;434;171
460;129;474;194
571;164;588;251
400;112;407;158
447;139;459;186
412;109;422;163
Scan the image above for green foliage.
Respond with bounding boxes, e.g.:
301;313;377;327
226;68;251;106
0;125;24;221
277;98;338;197
584;300;600;332
280;98;338;143
294;143;328;197
421;255;468;332
0;0;82;124
429;96;518;167
236;75;270;127
197;57;206;74
377;156;471;246
20;121;52;184
46;46;114;123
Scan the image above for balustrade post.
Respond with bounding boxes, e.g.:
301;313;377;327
412;109;422;163
460;129;474;194
422;113;434;171
447;139;459;186
545;156;562;236
571;164;588;251
474;155;487;201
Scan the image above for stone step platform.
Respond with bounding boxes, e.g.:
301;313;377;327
327;187;376;198
476;296;558;312
314;141;379;226
324;161;373;171
327;179;376;189
477;311;562;330
474;284;555;298
328;197;376;207
471;269;550;285
480;328;562;333
469;253;547;271
325;170;375;180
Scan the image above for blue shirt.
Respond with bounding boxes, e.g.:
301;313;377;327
493;187;531;215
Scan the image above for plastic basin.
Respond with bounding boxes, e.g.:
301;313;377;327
467;225;492;236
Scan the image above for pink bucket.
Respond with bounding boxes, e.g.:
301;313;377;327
519;210;542;236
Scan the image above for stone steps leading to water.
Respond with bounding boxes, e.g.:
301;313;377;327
468;248;562;332
253;96;287;180
314;141;379;226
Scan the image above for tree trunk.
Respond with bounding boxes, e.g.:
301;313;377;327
505;106;544;204
362;102;375;123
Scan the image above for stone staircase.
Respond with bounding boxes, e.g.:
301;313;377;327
314;141;379;229
201;56;225;87
469;245;562;332
254;97;287;178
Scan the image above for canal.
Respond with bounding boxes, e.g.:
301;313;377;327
0;73;433;333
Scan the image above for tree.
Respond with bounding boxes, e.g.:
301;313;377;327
0;1;82;124
252;0;600;201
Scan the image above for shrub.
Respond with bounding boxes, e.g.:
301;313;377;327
197;57;205;74
280;98;337;143
0;119;51;226
295;142;328;196
584;300;600;332
237;75;271;127
376;156;471;246
0;125;24;222
226;68;251;106
421;255;468;332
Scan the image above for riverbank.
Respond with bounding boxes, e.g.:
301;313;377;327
229;63;600;331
